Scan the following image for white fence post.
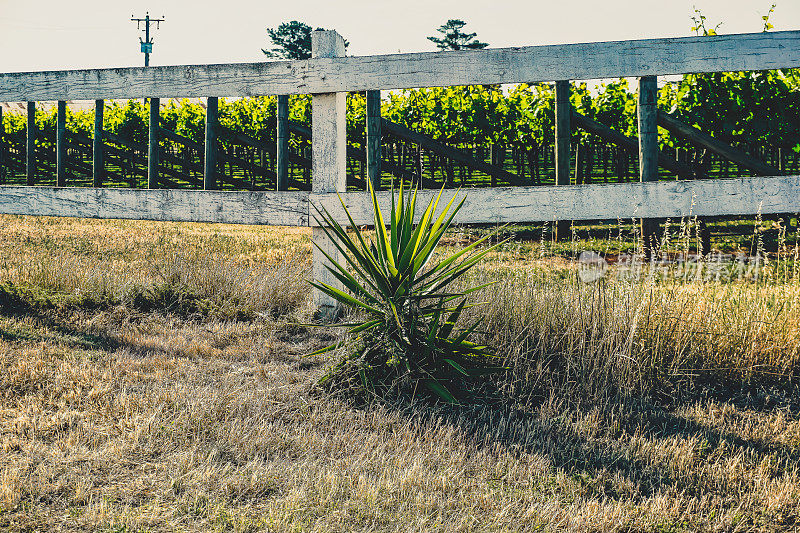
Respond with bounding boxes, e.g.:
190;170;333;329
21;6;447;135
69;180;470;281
311;30;347;315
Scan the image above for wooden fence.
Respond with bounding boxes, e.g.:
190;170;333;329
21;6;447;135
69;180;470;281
1;30;800;311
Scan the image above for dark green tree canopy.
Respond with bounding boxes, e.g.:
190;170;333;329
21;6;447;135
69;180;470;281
427;19;488;51
263;20;349;60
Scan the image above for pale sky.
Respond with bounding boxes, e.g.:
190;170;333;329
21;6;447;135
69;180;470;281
0;0;797;73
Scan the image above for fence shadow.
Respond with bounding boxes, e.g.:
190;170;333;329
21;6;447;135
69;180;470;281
396;389;800;501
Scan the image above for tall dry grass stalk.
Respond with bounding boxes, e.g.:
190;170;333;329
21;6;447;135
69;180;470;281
458;212;800;404
471;270;800;402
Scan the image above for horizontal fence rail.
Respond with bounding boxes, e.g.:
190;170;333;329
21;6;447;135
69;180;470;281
0;187;309;225
318;176;800;225
0;175;797;226
1;31;799;100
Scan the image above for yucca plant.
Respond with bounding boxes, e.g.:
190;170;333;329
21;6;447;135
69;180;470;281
310;181;506;404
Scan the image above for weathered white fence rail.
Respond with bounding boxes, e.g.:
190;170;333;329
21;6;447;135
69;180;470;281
1;29;799;310
0;187;309;225
319;175;800;225
1;175;797;226
1;31;798;100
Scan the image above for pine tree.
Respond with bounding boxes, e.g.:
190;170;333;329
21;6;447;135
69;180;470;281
427;19;488;51
263;21;348;60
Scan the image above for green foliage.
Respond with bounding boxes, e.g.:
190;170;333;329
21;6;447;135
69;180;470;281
263;21;318;60
219;97;277;139
690;8;722;36
427;19;488;51
310;182;505;403
667;8;800;152
262;20;349;60
589;79;637;138
105;100;149;144
659;69;800;152
2;70;798;166
762;4;777;32
161;99;206;142
1;11;796;170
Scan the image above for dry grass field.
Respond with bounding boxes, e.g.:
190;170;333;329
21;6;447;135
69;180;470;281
1;214;799;532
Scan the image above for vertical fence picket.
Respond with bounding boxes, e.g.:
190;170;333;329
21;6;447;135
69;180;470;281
638;76;659;255
204;96;218;190
56;100;66;187
93;99;104;187
276;94;289;191
554;80;571;240
366;90;381;191
148;98;160;189
26;102;35;185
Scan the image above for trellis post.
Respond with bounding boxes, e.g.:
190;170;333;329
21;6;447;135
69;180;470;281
311;30;347;315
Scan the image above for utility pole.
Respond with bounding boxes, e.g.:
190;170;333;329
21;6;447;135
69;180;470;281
131;12;165;67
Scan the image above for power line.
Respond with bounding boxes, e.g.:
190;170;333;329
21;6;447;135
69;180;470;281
130;12;165;67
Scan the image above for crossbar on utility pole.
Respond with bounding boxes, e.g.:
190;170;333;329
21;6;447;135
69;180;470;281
131;12;165;67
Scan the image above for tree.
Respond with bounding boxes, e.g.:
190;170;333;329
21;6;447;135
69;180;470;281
263;20;348;60
427;19;488;51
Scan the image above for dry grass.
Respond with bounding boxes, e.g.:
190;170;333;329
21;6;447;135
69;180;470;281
0;214;799;532
0;217;311;319
475;270;800;400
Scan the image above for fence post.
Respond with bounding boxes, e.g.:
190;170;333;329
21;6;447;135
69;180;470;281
554;80;571;240
204;96;218;190
93;100;104;187
56;101;66;187
311;30;347;315
366;90;381;190
26;102;35;185
638;76;659;256
276;94;289;191
148;97;160;189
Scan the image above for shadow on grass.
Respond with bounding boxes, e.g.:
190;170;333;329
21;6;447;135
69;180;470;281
0;283;206;359
388;384;800;505
0;283;125;351
0;284;330;364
